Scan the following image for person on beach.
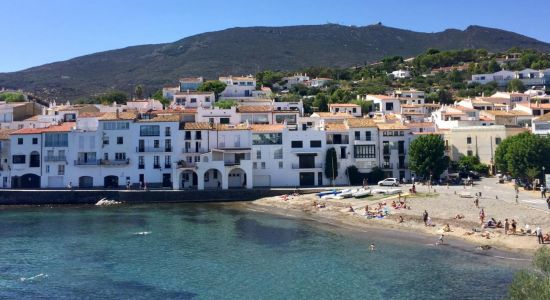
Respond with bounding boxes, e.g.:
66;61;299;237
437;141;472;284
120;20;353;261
126;179;131;190
436;234;444;245
369;243;376;251
398;216;404;223
443;224;451;232
423;210;429;226
511;219;517;234
515;194;519;204
479;209;485;225
348;205;355;213
541;185;547;199
536;226;544;244
546;197;550;210
474;197;479;208
504;219;510;234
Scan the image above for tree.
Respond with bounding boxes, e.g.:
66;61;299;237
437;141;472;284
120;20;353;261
507;79;525;93
324;147;338;184
313;93;329;112
134;85;144;99
198;80;227;100
458;155;489;175
495;132;550;180
408;134;448;179
0;92;25;102
507;247;550;299
152;89;171;107
96;91;128;104
214;99;236;109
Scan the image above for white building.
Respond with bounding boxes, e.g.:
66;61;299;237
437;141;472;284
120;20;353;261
219;75;256;98
328;103;362;117
390;70;411;79
366;95;401;115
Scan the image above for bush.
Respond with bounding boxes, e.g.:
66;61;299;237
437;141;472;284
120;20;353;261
507;247;550;299
0;92;25;102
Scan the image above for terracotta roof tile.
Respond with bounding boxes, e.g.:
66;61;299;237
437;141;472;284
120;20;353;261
325;123;348;132
137;114;181;122
328;103;360;107
79;112;106;118
250;124;284;132
346;118;377;128
98;111;137;121
11;122;76;135
377;123;409;130
237;105;272;113
184;122;212;130
0;129;17;139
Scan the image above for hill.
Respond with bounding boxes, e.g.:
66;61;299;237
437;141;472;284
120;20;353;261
1;24;549;100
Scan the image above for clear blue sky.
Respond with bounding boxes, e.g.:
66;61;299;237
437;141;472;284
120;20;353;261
1;0;549;72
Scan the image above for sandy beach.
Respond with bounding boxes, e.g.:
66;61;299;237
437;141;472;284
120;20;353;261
249;178;550;254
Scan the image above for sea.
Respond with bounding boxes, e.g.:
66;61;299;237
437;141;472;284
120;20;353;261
0;203;525;299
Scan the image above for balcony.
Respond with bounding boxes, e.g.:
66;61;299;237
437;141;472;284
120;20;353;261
291;163;322;169
382;162;393;169
153;164;161;169
138;164;145;169
136;147;170;153
164;164;172;169
177;161;197;168
44;156;67;162
183;148;207;154
101;159;130;166
74;159;100;166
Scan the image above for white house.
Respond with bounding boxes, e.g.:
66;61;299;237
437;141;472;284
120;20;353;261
390;70;411;79
328;103;362;117
219;75;256;98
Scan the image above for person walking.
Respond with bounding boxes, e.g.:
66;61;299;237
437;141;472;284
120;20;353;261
504;219;510;235
541;185;547;199
479;209;485;226
423;210;429;226
515;194;519;204
547;197;550;210
474;197;479;208
536;226;544;244
511;219;517;234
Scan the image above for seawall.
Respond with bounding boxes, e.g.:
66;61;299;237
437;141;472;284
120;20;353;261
0;188;326;205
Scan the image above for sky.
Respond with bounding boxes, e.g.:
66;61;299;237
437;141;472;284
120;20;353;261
1;0;550;72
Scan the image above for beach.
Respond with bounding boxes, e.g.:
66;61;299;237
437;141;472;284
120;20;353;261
250;178;550;253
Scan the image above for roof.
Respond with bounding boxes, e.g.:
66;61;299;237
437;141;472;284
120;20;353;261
179;77;203;83
0;129;17;139
250;124;284;132
328;103;359;108
137;114;181;122
509;110;532;116
325;123;348;132
79;112;106;118
346;118;377;128
98;111;137;121
219;76;255;82
11;122;76;135
535;112;550;122
367;94;394;100
214;124;250;131
481;110;515;117
175;91;214;96
184;122;212;130
376;123;409;130
406;122;435;128
313;112;354;119
237;105;273;113
152;108;197;114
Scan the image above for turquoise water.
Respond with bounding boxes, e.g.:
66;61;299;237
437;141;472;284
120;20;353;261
0;203;523;299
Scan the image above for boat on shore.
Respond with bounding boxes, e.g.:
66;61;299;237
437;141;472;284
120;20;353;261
352;188;371;198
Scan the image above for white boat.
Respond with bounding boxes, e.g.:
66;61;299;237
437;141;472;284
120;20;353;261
338;189;355;198
352;188;371;198
385;188;403;195
371;188;386;194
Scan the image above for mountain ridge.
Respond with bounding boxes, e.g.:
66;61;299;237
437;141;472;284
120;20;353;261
1;24;549;100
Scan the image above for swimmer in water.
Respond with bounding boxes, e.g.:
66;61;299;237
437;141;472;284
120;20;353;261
369;243;376;251
436;234;444;245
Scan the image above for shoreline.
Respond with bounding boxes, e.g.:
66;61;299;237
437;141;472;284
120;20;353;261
246;185;550;256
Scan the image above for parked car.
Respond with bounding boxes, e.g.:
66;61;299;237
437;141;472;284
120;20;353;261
378;178;399;186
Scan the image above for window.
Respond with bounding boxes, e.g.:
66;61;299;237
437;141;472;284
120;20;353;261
261;162;266;169
58;165;65;176
115;153;126;160
310;140;322;148
274;148;283;159
138;156;144;168
46;165;50;173
256;150;262;159
291;141;303;148
12;155;25;164
467;150;473;156
185;131;192;140
104;153;108;160
365;131;372;141
190;98;197;103
117;137;123;144
354;145;376;158
385;102;394;111
165;127;171;136
252;133;282;145
220;118;230;124
154;140;160;148
154;156;160;168
354;131;360;140
467;137;472;144
140;125;160;136
340;146;347;159
103;122;129;130
196;131;202;140
495;137;502;145
253;162;257;169
32;138;38;145
279;161;283;169
165;139;171;151
165;156;171;168
17;138;23;145
103;137;109;145
205;96;210;102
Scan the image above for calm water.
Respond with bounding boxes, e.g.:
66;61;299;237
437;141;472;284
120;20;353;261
0;203;523;299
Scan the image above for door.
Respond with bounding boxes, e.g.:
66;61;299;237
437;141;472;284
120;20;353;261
317;172;323;186
299;172;315;186
79;176;93;188
138;140;145;152
162;173;171;187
